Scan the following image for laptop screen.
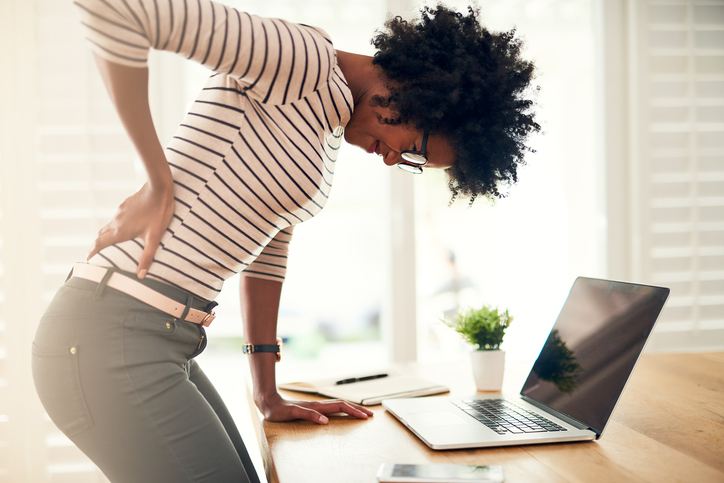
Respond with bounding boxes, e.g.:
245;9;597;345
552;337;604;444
520;278;669;435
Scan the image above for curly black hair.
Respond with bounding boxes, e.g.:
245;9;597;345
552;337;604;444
371;4;540;203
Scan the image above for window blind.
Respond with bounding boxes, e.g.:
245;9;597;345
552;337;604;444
615;0;724;351
2;0;135;480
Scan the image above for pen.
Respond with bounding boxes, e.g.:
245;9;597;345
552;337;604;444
335;373;388;385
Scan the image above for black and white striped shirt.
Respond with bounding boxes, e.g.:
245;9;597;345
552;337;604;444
75;0;353;300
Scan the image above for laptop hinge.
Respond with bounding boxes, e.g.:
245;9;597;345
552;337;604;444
520;395;601;436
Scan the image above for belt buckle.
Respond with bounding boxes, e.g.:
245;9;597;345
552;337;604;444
201;311;216;327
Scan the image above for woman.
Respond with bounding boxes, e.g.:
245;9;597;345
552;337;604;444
32;0;539;481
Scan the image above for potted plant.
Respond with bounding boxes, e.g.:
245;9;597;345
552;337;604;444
444;305;513;391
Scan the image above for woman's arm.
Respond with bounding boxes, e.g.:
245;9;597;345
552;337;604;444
86;55;175;279
75;0;335;104
239;276;374;423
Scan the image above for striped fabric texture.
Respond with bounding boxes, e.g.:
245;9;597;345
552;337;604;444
75;0;353;300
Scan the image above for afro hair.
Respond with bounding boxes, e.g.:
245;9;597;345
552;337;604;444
371;4;541;203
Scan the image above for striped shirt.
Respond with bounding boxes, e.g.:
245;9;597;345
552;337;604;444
75;0;353;300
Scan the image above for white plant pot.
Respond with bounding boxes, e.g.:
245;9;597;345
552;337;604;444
470;349;506;392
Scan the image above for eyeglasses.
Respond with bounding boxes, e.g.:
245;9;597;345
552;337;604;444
398;132;429;174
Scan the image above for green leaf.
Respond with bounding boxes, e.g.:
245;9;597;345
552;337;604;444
443;305;513;350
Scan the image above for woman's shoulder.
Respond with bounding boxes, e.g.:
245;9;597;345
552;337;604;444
241;16;338;105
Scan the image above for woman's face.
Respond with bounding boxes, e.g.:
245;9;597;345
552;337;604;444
344;100;455;171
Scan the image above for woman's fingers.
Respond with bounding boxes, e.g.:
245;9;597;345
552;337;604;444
137;226;166;278
87;223;119;260
263;399;374;424
301;400;374;419
137;241;157;279
264;402;327;424
134;183;175;278
87;221;131;262
85;181;175;279
285;405;330;424
321;401;373;418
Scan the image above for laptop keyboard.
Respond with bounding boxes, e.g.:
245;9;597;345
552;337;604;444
452;399;567;435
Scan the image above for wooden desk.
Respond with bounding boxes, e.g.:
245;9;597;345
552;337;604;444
249;353;724;483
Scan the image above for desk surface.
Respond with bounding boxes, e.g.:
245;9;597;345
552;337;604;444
249;352;724;483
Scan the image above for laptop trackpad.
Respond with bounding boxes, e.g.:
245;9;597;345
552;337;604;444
404;411;470;427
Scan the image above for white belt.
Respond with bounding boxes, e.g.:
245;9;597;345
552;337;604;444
71;263;216;327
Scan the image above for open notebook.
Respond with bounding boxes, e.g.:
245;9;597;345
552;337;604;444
279;372;449;406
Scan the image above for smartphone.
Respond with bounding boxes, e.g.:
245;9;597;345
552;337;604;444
376;463;504;483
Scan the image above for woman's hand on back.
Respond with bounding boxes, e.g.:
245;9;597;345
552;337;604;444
88;175;175;279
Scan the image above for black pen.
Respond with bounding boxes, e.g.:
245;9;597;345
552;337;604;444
335;373;388;385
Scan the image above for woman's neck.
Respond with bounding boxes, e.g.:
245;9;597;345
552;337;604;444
335;50;385;108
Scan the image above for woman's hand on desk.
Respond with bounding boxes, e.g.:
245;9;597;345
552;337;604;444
259;392;374;424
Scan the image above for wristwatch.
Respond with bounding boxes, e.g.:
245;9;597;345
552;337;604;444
242;337;282;362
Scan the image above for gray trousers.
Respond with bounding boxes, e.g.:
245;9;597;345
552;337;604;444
32;270;259;483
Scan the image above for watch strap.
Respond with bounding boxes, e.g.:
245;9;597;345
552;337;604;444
242;344;278;353
242;337;282;362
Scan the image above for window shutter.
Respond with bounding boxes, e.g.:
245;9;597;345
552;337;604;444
2;0;136;480
607;0;724;351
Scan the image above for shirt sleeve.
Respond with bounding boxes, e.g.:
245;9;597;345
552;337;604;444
73;0;336;104
241;226;295;282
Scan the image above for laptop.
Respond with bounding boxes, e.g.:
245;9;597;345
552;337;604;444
383;277;670;450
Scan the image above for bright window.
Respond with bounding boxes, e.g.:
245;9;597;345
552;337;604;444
413;0;602;364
